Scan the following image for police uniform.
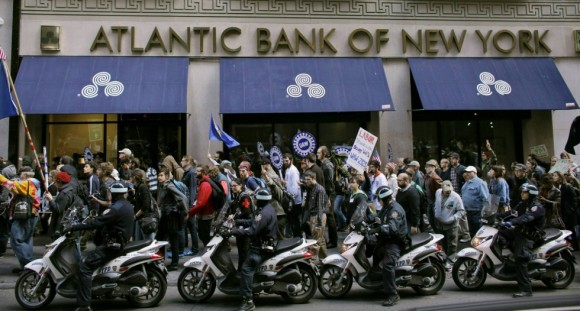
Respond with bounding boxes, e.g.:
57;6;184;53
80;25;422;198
68;197;134;309
372;200;409;300
232;201;278;301
499;198;545;295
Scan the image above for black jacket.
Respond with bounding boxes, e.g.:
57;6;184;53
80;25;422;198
373;200;409;246
72;198;135;245
500;199;545;238
233;202;278;248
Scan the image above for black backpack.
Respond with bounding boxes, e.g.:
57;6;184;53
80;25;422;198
205;178;226;211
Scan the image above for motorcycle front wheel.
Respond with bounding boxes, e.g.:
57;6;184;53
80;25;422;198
542;255;575;289
127;267;167;307
178;267;216;302
412;260;446;295
15;270;56;310
281;264;318;304
452;258;487;290
318;265;353;298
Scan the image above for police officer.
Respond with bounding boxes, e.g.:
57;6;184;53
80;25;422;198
370;186;409;307
231;188;278;311
64;182;134;311
498;183;545;298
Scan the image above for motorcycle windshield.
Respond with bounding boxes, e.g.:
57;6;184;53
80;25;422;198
481;199;499;218
211;201;231;229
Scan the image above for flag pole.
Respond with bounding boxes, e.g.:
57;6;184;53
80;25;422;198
1;57;46;187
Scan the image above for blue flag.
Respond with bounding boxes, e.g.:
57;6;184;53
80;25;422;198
0;62;18;120
209;114;240;149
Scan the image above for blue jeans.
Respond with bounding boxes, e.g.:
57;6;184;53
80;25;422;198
185;216;199;254
240;249;263;298
466;210;482;238
334;195;346;228
11;216;38;268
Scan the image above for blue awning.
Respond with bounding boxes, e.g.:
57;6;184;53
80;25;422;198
220;58;394;113
409;58;577;110
15;56;188;114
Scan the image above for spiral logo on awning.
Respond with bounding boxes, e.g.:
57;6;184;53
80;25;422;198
286;73;326;99
81;72;124;99
477;72;511;96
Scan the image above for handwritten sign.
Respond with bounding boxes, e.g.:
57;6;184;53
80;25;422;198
346;128;378;173
530;144;549;158
549;159;571;173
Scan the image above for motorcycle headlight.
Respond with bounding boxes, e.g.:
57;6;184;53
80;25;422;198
471;237;481;248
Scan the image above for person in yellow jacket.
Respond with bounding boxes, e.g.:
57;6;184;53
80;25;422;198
0;166;41;273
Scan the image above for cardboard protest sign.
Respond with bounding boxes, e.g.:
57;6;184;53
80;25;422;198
346;128;378;173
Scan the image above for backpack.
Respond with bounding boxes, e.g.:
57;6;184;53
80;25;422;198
171;179;190;199
12;182;34;220
204;178;227;211
249;176;267;190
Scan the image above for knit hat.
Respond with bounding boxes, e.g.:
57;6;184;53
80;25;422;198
1;164;17;179
55;171;71;184
238;161;251;171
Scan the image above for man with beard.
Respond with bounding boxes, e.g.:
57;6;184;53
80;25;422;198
396;172;421;234
368;160;388;213
282;154;302;238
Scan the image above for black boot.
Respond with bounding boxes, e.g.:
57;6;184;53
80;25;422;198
238;297;256;311
382;295;400;307
512;291;532;298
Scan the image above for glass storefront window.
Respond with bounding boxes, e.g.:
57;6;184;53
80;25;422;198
413;114;520;169
48;114;104;122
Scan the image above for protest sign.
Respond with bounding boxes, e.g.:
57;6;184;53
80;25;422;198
346;128;378;173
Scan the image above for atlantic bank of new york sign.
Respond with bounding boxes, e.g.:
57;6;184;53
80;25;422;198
89;26;561;56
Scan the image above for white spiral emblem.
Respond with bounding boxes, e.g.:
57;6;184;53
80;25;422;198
477;72;511;96
476;84;492;96
104;81;124;97
479;72;495;85
92;72;111;86
295;73;312;87
494;80;511;95
307;83;325;98
286;85;302;98
286;73;325;99
81;84;99;98
81;72;125;99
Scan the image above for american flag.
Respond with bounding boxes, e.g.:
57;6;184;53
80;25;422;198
0;47;6;61
371;149;382;166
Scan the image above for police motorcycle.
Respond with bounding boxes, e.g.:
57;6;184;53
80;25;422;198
15;205;169;309
177;201;320;304
318;222;447;298
452;195;576;291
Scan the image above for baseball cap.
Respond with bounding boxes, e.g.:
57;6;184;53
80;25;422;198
464;166;477;173
449;152;460;159
409;160;420;167
514;163;526;171
442;180;453;191
220;160;232;167
118;148;132;156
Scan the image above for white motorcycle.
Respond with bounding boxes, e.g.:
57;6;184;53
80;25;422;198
15;207;169;309
452;205;576;291
177;204;319;304
318;222;447;298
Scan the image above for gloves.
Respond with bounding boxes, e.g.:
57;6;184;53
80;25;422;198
501;221;512;229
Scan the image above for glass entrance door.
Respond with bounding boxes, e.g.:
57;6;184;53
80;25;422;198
118;114;184;169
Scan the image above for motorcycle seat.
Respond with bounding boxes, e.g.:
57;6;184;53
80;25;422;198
542;228;562;243
275;237;303;254
122;239;153;254
409;233;433;249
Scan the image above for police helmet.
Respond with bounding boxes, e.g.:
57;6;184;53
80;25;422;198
376;186;394;199
255;187;272;201
110;182;128;194
520;183;539;196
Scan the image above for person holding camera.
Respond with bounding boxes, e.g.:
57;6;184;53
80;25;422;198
230;187;278;311
63;182;134;311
